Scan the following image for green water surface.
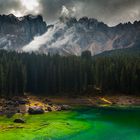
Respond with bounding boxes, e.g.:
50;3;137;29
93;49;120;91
0;107;140;140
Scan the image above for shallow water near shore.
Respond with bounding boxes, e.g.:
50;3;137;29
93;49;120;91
0;107;140;140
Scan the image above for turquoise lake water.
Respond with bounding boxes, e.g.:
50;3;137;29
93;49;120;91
0;107;140;140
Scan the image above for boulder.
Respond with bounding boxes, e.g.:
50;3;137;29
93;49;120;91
47;106;52;112
18;99;28;105
6;100;14;105
44;98;51;102
55;106;62;111
48;103;53;106
14;118;25;123
28;107;44;114
60;105;71;110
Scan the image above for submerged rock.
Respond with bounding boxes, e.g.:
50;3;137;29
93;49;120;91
14;118;25;123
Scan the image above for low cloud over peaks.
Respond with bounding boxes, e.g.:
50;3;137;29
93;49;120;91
0;0;140;26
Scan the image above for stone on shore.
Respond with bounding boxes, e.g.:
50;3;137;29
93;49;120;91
28;107;44;114
60;105;71;110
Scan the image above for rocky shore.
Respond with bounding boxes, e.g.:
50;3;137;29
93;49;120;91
0;94;140;118
50;95;140;107
0;96;71;117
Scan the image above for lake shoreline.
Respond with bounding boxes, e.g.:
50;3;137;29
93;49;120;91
0;94;140;116
0;104;140;140
49;95;140;107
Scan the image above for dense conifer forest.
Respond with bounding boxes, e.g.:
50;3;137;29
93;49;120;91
0;48;139;97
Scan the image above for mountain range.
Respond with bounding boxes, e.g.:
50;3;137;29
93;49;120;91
0;14;140;55
0;14;47;50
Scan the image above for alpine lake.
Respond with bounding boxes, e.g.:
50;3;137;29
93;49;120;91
0;106;140;140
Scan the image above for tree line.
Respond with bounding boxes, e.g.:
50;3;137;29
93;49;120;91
0;48;139;97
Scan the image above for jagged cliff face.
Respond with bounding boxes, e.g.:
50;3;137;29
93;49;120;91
0;14;47;50
0;15;140;55
23;16;140;55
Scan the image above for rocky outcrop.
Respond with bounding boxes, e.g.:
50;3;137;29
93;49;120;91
23;16;140;55
0;14;47;50
1;14;140;55
0;96;71;117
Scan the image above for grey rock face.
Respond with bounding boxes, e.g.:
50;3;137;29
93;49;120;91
0;14;47;50
24;16;140;55
0;15;140;55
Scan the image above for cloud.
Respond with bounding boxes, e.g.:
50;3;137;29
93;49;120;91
23;27;55;52
72;0;140;26
0;0;140;26
0;0;21;14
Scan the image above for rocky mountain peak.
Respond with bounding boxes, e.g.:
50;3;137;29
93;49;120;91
0;14;140;55
0;14;47;50
22;16;140;55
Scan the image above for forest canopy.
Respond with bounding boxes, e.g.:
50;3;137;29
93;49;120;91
0;48;139;97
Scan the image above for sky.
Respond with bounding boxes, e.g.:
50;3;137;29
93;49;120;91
0;0;140;26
